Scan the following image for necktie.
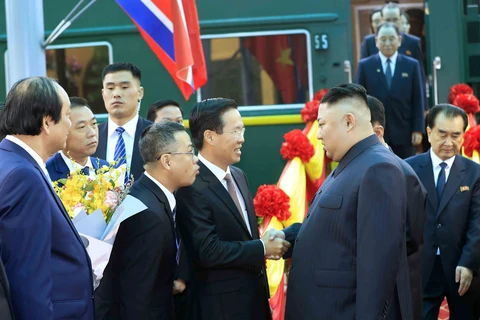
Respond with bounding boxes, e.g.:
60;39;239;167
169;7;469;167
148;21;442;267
172;206;180;264
385;59;393;89
224;173;247;227
114;127;128;183
436;162;447;199
80;167;90;176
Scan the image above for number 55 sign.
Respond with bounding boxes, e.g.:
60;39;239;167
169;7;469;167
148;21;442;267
314;34;328;51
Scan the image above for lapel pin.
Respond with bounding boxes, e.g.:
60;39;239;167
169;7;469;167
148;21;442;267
406;50;412;55
377;69;381;73
402;73;409;78
460;186;470;192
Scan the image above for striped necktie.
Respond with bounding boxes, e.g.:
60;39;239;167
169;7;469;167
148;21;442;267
172;206;180;264
114;127;128;183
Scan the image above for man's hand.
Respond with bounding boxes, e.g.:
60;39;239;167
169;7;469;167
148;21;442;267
456;266;473;296
411;132;423;146
172;279;186;295
261;229;290;260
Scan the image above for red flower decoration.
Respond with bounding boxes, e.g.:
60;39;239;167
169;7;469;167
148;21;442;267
280;129;315;162
463;125;480;157
448;84;473;104
254;185;291;221
300;100;320;123
313;88;329;101
453;94;480;114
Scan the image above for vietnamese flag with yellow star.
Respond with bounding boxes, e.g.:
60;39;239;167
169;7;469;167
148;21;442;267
244;35;307;103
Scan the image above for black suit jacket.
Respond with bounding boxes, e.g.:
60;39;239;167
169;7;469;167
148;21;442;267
95;174;177;320
360;32;426;94
175;161;270;320
92;117;152;182
356;53;425;148
406;152;480;290
0;257;13;320
398;157;427;320
285;135;412;320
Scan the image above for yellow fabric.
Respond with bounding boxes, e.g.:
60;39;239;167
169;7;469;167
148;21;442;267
304;121;325;182
278;157;307;227
264;217;286;297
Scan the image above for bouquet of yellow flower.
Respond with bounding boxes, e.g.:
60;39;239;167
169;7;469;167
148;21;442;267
53;163;129;224
52;162;147;289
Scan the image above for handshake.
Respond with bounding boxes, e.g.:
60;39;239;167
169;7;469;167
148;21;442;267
261;229;291;260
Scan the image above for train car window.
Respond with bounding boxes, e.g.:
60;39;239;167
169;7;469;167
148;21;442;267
45;42;113;115
199;31;311;109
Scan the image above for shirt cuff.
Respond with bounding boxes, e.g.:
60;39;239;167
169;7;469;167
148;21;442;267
259;239;266;255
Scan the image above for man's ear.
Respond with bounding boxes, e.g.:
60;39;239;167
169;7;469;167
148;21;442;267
159;154;171;171
426;126;432;144
204;130;215;146
344;113;356;131
42;116;53;134
373;125;385;140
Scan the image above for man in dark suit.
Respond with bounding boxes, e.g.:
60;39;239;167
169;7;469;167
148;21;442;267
0;77;94;319
0;254;14;320
285;84;412;320
175;98;290;320
92;62;152;182
360;3;424;77
47;97;108;183
368;95;427;320
95;121;200;319
405;104;480;320
356;22;425;159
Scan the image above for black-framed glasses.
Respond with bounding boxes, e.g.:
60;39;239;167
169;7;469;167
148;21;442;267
156;148;196;161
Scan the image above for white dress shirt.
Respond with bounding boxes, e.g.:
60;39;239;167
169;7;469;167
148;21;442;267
6;135;50;180
144;172;176;212
106;114;139;170
59;151;96;179
198;154;252;235
379;51;398;77
430;148;455;255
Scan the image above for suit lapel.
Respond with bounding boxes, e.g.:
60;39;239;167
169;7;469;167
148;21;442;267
231;168;258;239
90;157;99;170
417;152;439;211
373;55;389;91
437;156;466;216
130;117;147;179
199;162;252;237
53;153;70;176
96;122;108;160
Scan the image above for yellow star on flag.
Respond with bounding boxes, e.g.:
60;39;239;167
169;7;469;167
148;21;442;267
276;48;294;70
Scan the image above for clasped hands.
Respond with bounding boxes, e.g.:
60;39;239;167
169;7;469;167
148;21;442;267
261;228;291;260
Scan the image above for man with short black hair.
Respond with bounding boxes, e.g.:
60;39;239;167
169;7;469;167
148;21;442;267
406;104;480;320
95;121;199;320
368;95;427;320
175;98;290;320
370;9;382;33
0;77;94;320
47;97;109;182
92;62;153;182
285;83;412;320
147;99;184;125
356;22;425;158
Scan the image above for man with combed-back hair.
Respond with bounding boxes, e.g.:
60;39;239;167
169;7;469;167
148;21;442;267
95;121;200;320
0;76;94;320
285;83;412;320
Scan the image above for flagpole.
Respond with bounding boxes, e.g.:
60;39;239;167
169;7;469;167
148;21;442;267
5;0;47;90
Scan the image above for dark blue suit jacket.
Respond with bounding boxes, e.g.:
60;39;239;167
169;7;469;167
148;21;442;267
92;117;152;182
285;135;412;320
46;152;109;183
360;33;425;86
356;53;425;147
0;139;94;320
406;152;480;290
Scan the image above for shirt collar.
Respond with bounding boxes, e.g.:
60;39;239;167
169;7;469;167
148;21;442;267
198;153;231;182
60;151;93;171
107;114;139;138
6;135;48;175
379;51;398;65
430;148;455;169
144;171;176;212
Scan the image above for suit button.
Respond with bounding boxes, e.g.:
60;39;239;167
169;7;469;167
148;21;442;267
437;223;442;229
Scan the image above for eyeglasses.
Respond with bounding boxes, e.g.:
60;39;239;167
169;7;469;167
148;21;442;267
224;128;246;138
156;148;196;161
